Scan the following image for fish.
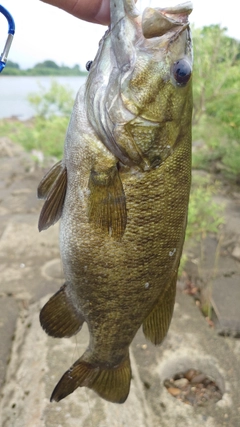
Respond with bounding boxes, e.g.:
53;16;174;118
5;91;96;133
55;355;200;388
38;0;193;404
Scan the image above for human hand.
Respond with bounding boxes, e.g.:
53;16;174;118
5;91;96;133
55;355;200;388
40;0;110;25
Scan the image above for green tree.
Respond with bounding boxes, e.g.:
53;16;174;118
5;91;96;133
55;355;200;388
6;60;20;69
192;25;240;180
72;64;80;72
192;25;240;125
34;60;59;69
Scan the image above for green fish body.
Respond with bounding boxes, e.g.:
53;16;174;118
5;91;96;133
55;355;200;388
38;0;193;404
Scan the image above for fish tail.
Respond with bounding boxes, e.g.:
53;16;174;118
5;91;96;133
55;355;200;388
40;284;84;338
50;352;131;404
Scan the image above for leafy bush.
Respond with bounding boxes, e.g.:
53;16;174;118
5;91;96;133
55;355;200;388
6;60;20;69
192;117;228;170
11;116;69;159
179;174;224;273
192;25;240;181
192;25;240;125
0;81;75;159
186;175;224;241
28;80;75;118
222;140;240;180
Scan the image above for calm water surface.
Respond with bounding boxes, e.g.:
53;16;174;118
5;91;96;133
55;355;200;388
0;76;87;120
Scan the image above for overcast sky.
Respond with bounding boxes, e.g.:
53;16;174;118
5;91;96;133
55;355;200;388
0;0;239;71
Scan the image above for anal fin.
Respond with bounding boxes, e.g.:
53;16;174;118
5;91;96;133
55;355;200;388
40;284;84;338
51;352;131;404
88;164;127;240
38;161;67;231
143;273;177;345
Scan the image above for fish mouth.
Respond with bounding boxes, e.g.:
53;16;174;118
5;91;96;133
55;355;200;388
108;0;193;79
110;1;193;39
142;2;193;39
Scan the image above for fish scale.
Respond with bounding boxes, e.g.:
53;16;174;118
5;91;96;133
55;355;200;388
37;0;193;404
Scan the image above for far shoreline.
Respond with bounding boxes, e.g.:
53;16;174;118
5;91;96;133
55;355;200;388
2;59;88;78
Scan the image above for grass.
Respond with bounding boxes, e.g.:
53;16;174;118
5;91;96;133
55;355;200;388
0;116;68;159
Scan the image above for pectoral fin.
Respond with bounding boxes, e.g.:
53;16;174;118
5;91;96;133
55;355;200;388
38;161;67;231
143;273;177;345
38;160;64;199
88;164;127;240
40;284;84;338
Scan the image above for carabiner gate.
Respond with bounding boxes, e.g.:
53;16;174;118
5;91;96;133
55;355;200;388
0;5;15;72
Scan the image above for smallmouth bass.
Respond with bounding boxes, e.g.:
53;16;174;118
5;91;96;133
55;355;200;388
38;0;193;404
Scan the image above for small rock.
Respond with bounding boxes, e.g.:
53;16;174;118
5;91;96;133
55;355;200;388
174;378;189;389
232;246;240;261
164;370;223;406
185;391;196;405
191;373;207;384
185;369;198;381
167;387;182;397
202;378;212;387
164;379;173;388
174;372;185;380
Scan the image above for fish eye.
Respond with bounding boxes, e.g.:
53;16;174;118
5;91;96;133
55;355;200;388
86;61;93;72
172;59;191;86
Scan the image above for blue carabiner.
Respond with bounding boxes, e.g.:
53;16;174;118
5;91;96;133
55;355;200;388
0;5;15;72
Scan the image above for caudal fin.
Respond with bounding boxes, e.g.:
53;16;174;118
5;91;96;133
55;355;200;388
51;352;131;404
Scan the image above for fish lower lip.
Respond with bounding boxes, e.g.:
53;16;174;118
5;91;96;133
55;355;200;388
141;2;192;39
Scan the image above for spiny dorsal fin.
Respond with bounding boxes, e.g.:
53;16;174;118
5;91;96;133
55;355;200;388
88;164;127;240
40;284;84;338
143;273;177;345
51;352;131;403
38;160;64;199
38;163;67;231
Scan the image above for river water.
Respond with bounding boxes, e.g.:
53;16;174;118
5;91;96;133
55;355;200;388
0;76;87;120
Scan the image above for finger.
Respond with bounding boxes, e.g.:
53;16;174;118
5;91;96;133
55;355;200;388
40;0;110;25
